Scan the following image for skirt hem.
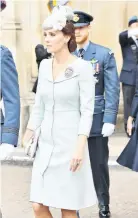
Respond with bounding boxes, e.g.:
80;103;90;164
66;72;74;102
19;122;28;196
29;199;97;210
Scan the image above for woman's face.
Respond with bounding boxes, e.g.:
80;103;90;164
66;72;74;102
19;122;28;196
44;29;70;54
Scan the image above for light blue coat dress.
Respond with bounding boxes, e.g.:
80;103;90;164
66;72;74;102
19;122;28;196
27;58;97;209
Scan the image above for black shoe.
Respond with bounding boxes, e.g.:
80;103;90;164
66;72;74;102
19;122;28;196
99;205;111;217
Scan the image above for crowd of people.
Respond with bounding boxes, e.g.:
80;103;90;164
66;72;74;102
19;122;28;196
0;1;138;218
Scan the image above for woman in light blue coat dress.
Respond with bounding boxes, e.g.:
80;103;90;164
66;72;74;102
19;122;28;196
23;6;97;218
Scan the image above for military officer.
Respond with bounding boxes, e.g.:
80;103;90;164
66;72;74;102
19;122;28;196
119;16;138;135
73;11;120;218
0;0;20;160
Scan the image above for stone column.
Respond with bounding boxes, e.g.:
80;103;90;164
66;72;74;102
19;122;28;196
126;1;138;21
13;0;43;145
1;0;18;58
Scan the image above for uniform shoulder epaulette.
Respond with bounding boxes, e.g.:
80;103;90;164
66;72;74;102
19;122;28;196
0;45;7;50
109;50;114;55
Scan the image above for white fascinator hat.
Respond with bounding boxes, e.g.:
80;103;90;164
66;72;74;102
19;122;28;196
42;5;74;31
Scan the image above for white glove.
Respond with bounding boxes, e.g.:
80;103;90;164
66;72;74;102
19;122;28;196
128;28;138;37
0;144;14;160
102;123;115;137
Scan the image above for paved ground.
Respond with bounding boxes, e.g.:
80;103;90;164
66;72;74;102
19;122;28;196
1;134;138;218
1;166;138;218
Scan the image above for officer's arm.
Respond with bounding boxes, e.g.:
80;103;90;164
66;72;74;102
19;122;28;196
103;51;120;124
1;48;20;146
119;30;129;47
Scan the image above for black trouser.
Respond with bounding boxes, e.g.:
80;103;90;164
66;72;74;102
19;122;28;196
122;84;135;133
88;136;109;206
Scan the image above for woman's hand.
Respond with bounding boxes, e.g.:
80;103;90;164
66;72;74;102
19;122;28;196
70;144;85;172
22;129;34;147
70;135;87;172
127;116;134;137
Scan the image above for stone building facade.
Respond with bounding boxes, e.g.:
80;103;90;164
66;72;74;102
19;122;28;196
1;0;138;145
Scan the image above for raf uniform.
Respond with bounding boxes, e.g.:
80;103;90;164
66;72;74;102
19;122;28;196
0;0;20;216
73;11;120;218
0;0;20;146
0;45;20;146
119;16;138;134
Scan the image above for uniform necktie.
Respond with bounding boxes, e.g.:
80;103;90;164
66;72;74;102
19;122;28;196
78;48;85;59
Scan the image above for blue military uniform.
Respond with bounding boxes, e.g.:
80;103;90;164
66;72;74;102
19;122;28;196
0;45;20;146
74;41;119;135
119;16;138;133
117;30;138;171
0;2;20;217
117;65;138;171
119;30;138;86
73;10;120;213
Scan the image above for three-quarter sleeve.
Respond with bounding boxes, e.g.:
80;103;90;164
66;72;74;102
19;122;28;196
27;61;45;130
1;48;20;146
78;61;95;137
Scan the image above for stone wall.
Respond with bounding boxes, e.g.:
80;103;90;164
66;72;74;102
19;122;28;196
1;0;138;144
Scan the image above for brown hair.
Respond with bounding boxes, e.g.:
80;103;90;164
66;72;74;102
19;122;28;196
62;21;77;53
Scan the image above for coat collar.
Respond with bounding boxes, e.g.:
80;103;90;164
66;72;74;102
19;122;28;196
84;41;96;60
45;58;80;83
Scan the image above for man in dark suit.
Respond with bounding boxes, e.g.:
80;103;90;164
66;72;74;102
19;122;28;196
73;11;120;218
0;0;20;159
119;16;138;135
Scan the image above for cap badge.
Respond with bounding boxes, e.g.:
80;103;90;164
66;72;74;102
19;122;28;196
73;14;80;22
